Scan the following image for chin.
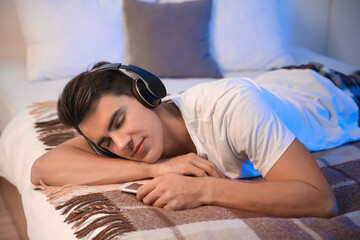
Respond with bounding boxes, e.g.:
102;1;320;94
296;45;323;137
143;149;162;164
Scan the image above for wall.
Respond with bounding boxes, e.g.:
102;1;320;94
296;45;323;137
327;0;360;68
280;0;330;56
0;0;26;59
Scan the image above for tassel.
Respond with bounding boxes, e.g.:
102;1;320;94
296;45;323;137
34;181;90;205
93;222;135;240
56;193;107;214
29;101;78;148
53;191;134;239
35;119;62;128
28;101;57;116
75;214;134;239
71;205;117;228
38;132;77;147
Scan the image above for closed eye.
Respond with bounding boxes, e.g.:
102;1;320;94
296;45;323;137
102;114;125;148
97;107;127;148
114;114;125;129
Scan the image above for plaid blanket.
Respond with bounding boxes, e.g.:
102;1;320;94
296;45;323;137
31;99;360;240
277;62;360;106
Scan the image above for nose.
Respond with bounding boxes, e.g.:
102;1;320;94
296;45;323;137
109;131;133;152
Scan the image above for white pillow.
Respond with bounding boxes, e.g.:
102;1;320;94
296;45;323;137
211;0;291;71
161;0;292;71
14;0;125;82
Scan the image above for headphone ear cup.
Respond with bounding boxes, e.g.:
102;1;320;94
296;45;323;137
91;62;165;108
132;78;161;108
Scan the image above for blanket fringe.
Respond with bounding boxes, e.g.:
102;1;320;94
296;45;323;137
29;101;78;149
29;101;58;121
36;182;135;240
29;102;136;239
34;181;93;204
56;192;135;240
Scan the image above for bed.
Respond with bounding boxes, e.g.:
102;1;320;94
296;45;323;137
1;0;360;239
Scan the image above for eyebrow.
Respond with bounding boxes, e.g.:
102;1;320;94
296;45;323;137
96;107;126;146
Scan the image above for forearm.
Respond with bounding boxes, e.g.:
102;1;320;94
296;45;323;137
31;145;154;186
138;139;337;217
201;177;337;218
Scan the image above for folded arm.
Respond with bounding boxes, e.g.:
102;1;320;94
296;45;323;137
31;136;150;186
137;139;338;218
31;136;223;186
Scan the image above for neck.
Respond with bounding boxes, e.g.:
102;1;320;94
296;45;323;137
155;102;196;158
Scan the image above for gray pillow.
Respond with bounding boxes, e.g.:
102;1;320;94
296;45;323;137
123;0;222;78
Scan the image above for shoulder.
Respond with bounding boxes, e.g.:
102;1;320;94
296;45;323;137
187;77;260;94
171;78;267;119
176;78;262;106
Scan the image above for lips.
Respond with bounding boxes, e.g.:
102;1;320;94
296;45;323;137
132;138;145;156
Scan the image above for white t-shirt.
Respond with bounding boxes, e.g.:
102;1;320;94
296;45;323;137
171;69;360;179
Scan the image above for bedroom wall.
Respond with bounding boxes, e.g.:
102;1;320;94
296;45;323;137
0;0;359;68
280;0;330;56
0;0;26;59
326;0;360;69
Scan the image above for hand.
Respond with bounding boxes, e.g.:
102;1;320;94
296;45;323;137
151;153;225;178
137;173;206;210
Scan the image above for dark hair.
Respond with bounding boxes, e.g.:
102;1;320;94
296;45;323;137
57;61;135;128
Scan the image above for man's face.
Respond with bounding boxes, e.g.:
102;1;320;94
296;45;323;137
79;94;164;163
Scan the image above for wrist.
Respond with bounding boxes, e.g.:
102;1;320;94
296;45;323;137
148;162;160;178
198;177;217;206
148;158;170;178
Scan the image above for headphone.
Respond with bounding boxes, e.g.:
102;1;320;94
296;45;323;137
92;63;167;108
77;63;167;158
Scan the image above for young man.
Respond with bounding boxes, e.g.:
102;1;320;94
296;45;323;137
31;62;360;217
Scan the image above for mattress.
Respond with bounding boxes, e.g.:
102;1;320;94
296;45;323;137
0;47;359;239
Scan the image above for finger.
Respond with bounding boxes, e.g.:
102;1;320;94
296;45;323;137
209;163;226;178
184;164;208;177
152;197;167;208
142;190;161;206
190;158;225;178
199;158;225;178
136;181;156;201
190;155;223;176
163;203;181;211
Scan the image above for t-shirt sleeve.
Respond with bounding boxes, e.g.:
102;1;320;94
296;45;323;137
215;84;296;177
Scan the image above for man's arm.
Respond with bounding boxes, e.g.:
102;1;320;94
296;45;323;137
137;139;338;218
31;136;152;186
31;136;223;186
